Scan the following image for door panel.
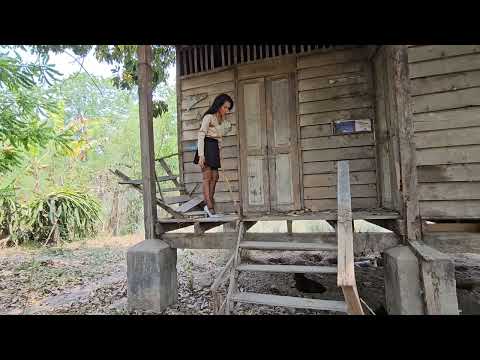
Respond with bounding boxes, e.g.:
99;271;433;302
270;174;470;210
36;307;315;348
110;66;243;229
239;73;300;214
266;74;301;211
239;78;270;213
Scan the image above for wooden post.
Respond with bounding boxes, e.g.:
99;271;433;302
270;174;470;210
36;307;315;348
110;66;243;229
387;45;421;242
337;161;364;315
175;46;184;196
137;45;158;239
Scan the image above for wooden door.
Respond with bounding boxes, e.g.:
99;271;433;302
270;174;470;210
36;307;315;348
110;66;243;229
239;74;300;214
266;74;301;211
238;78;270;213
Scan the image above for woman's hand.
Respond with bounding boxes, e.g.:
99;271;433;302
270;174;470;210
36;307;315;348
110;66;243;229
199;156;205;169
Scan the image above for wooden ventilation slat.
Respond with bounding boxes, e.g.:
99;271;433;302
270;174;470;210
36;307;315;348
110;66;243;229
266;44;270;57
259;45;263;58
182;48;187;76
204;45;208;71
252;45;257;61
210;45;214;70
188;47;193;74
233;45;237;64
246;44;250;62
221;45;225;67
199;45;204;72
193;46;198;73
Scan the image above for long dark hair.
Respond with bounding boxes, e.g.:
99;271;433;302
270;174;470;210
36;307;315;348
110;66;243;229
203;93;234;121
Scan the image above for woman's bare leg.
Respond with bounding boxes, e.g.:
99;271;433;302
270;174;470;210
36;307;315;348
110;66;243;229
209;169;219;211
202;166;214;210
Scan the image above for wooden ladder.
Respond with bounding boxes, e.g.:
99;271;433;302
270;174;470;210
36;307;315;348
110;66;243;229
214;161;364;315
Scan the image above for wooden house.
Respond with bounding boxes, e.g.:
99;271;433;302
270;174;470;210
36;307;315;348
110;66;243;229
127;45;480;315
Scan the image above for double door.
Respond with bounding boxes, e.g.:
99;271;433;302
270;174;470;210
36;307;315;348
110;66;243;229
238;73;301;213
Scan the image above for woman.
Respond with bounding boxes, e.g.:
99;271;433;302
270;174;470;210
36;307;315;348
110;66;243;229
194;93;233;217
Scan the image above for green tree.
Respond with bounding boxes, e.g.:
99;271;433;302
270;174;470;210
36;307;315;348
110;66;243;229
0;50;72;174
18;45;175;117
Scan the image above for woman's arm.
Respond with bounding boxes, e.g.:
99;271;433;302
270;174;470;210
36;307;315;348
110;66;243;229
197;115;211;158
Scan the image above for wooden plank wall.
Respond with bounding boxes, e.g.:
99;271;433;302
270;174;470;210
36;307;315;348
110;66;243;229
180;69;239;213
297;48;378;211
408;45;480;219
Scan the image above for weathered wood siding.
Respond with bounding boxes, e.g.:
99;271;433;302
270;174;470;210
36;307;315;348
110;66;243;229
297;48;378;211
409;45;480;219
179;69;238;213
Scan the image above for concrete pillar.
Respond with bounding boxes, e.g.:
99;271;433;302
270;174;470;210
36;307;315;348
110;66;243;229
410;241;459;315
127;239;177;313
383;246;424;314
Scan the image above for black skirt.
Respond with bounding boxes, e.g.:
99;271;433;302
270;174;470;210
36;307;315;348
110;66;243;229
194;137;221;170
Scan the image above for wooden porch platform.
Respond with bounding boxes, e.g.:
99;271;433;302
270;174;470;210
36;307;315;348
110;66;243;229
157;208;401;225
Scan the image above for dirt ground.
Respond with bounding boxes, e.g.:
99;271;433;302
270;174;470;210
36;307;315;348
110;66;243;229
1;233;480;315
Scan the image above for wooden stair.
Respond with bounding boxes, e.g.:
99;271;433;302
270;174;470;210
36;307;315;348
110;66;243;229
236;264;337;274
231;293;347;313
213;160;364;315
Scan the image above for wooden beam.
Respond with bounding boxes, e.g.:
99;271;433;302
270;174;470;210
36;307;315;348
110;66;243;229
138;45;158;238
387;45;421;241
364;219;406;236
159;232;400;252
194;222;224;235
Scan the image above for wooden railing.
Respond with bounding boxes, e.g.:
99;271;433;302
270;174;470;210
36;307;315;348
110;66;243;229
336;160;364;315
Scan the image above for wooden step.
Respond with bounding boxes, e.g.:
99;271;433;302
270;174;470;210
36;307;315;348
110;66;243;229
176;197;204;213
163;195;192;205
231;292;347;313
239;241;337;251
236;264;337;274
157;175;179;182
